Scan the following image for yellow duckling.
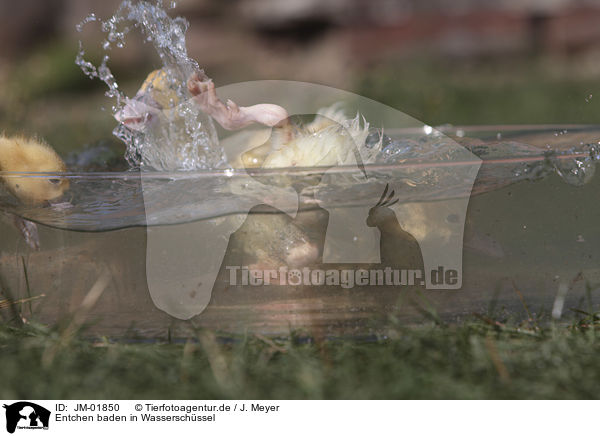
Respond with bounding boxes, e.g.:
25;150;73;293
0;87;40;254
0;134;69;250
0;134;69;204
114;69;180;131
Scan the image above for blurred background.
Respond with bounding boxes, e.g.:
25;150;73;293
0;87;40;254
2;0;600;155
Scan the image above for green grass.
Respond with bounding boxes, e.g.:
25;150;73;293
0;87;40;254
0;315;599;399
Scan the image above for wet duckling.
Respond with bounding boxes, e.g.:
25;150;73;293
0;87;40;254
118;68;379;171
117;70;381;272
116;69;289;133
117;69;376;171
114;69;179;132
0;134;69;250
190;68;381;171
246;105;377;169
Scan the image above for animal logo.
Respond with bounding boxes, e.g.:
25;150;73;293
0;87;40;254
3;402;50;434
142;81;482;318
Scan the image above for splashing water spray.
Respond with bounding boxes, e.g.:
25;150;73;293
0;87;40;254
76;0;227;171
74;0;600;188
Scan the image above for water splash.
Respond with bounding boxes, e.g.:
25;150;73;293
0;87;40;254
540;144;599;186
76;0;226;171
371;126;600;190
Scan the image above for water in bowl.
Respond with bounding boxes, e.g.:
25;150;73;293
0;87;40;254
1;125;599;338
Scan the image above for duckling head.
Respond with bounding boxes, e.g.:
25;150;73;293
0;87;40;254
0;135;69;204
115;69;181;131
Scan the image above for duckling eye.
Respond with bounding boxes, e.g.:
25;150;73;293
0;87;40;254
48;179;62;185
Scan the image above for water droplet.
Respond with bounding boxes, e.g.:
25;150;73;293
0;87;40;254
365;129;383;148
76;0;226;171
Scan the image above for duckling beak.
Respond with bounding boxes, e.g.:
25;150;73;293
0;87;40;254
48;199;75;211
114;96;160;132
46;183;73;210
48;198;73;210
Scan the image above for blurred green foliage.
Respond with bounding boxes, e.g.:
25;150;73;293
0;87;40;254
358;58;600;126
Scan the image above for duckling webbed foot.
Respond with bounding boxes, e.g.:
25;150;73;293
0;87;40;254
12;216;40;251
187;71;289;130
